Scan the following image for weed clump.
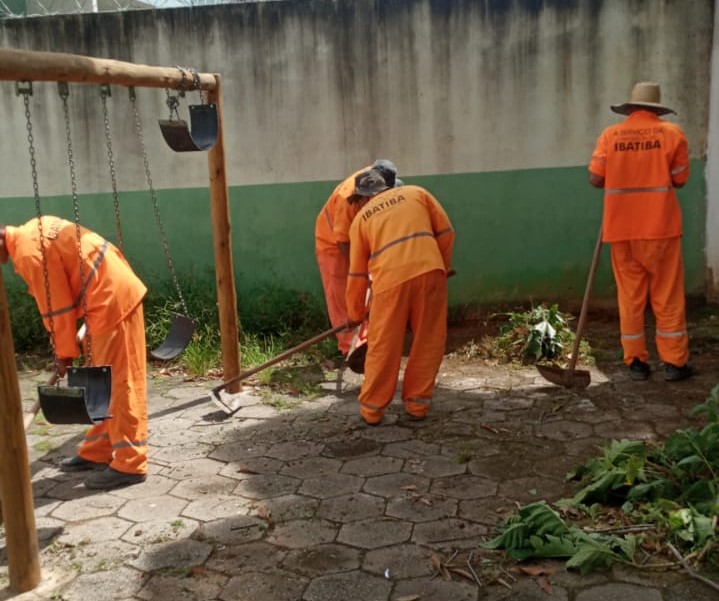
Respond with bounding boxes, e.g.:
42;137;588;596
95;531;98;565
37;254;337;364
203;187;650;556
451;304;593;366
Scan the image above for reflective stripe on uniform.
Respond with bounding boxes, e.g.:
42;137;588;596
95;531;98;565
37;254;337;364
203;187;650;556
621;332;645;340
671;165;688;176
40;240;109;318
360;399;384;411
656;329;687;338
369;231;434;260
112;439;148;450
605;186;672;195
434;227;454;238
406;398;431;406
84;432;110;443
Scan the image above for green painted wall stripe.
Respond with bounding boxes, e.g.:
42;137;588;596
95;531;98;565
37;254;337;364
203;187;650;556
0;161;706;306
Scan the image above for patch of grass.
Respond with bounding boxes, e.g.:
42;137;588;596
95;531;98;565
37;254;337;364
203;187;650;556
33;440;53;453
457;449;474;463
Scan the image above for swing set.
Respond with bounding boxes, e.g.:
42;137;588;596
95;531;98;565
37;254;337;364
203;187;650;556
0;47;242;593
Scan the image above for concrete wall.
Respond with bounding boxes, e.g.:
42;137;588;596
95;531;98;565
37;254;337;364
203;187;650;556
0;0;713;307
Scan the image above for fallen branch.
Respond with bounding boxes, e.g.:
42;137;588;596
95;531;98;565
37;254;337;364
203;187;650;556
668;543;719;593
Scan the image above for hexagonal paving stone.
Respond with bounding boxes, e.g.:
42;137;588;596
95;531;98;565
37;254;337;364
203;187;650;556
195;515;267;545
59;567;145;601
218;457;284;480
280;456;342;479
265;441;324;461
120;516;199;545
593;420;658;441
383;439;441;459
128;538;212;572
302;570;391;601
266;518;338;548
137;569;227;601
299;473;364;499
337;517;412;549
403;455;467;478
209;442;270;463
386;494;457;523
118;494;188;522
323;437;381;459
222;570;307;601
151;441;214;463
51;493;126;522
170;475;239;500
157;457;227;481
110;473;177;498
205;541;287;575
317;492;386;523
363;472;430;497
457;497;516;526
234;474;300;499
57;516;132;546
341;455;404;478
363;543;435;579
534;419;593;441
182;494;254;521
358;425;415;443
430;474;497;500
412;517;487;544
282;543;361;577
68;539;140;573
249;494;320;523
497;475;574;505
391;575;479;601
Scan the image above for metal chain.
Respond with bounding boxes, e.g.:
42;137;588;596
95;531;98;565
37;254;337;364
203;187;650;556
99;84;124;252
128;87;189;316
17;82;58;358
164;88;182;121
59;82;94;365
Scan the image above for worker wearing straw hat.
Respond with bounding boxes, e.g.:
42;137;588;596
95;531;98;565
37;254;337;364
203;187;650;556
588;81;693;382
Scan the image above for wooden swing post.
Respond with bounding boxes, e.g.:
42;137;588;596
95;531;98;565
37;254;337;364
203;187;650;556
0;48;243;592
0;47;242;387
0;268;41;592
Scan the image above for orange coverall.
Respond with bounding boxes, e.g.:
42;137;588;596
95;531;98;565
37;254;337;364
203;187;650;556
314;167;367;354
6;216;149;475
347;185;454;423
589;110;690;366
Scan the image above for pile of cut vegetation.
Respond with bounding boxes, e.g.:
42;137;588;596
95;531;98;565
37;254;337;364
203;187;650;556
484;386;719;587
450;304;593;366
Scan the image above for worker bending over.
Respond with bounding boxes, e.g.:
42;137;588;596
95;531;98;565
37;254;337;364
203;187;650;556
0;216;149;489
346;170;455;425
314;160;397;356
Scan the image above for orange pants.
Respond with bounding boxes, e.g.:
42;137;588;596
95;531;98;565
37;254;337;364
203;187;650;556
78;303;148;475
316;247;354;354
610;237;689;367
359;270;447;423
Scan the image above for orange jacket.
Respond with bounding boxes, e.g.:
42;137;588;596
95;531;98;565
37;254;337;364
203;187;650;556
314;167;368;254
589;110;690;242
346;185;454;321
6;216;147;359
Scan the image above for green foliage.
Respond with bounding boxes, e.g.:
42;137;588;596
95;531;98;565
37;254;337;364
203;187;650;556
467;303;592;365
483;501;636;574
5;285;48;353
487;388;719;573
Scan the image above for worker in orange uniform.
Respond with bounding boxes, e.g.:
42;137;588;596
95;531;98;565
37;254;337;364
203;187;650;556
0;216;149;489
314;159;397;356
346;170;455;424
589;81;693;381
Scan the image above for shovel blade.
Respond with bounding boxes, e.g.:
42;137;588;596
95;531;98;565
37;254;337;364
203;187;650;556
536;364;591;389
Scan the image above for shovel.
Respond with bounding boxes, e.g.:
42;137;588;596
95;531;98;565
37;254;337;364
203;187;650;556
211;321;356;414
536;228;603;389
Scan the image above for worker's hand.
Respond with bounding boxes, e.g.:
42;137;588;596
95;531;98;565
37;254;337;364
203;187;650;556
345;319;363;330
447;268;457;278
53;357;73;378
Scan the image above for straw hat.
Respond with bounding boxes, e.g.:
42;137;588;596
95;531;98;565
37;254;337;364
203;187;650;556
611;81;676;116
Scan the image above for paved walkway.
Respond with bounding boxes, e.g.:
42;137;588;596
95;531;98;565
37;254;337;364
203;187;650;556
1;350;718;600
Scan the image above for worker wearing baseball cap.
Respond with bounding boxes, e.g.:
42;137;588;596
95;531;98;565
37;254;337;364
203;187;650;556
346;170;454;424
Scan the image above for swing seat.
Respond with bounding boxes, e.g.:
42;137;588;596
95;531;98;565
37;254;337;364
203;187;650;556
158;104;218;152
37;365;112;425
149;314;196;361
